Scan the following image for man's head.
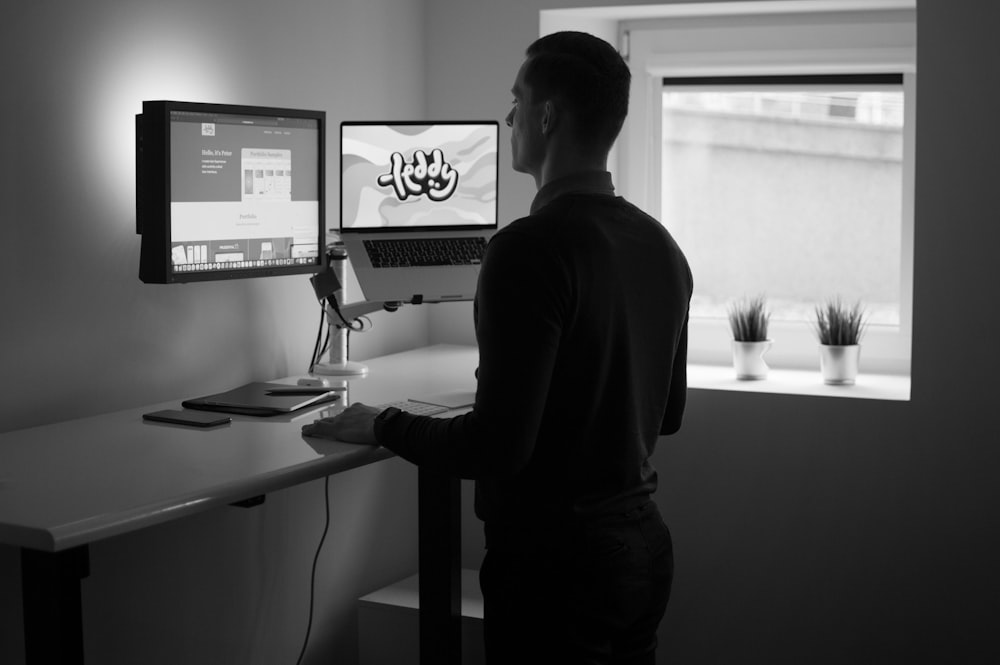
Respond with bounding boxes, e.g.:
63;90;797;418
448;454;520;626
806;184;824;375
506;31;631;178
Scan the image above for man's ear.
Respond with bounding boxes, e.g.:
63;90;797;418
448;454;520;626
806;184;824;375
541;100;558;136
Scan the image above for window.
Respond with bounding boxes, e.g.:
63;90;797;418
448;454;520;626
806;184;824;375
618;4;916;376
662;74;905;327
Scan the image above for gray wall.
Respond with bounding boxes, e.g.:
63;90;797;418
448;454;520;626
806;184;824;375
0;0;431;435
425;0;1000;662
2;0;999;663
0;1;429;663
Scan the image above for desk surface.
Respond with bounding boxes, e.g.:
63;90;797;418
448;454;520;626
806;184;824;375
0;344;477;552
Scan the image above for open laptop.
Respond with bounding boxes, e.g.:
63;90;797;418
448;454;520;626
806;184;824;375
340;120;499;303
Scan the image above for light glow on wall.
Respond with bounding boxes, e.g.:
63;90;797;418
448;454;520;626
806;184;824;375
84;17;236;229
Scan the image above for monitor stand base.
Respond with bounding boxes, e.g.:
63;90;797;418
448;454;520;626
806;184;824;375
312;360;369;377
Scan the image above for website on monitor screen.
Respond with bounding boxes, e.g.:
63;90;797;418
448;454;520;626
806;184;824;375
169;111;320;274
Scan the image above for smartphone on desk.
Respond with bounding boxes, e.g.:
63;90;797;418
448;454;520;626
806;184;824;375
143;409;232;428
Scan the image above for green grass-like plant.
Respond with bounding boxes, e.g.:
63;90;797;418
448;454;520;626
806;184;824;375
814;297;867;346
728;295;770;342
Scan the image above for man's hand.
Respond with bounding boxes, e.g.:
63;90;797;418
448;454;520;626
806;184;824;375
301;402;381;445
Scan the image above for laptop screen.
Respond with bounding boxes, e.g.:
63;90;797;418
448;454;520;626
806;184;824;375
341;121;499;232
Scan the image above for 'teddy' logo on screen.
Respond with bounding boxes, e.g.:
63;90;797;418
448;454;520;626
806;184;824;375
377;149;459;202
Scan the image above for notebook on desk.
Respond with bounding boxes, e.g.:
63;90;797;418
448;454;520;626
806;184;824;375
182;383;340;416
339;120;499;304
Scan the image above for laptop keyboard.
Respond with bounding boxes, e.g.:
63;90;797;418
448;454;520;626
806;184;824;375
364;237;487;268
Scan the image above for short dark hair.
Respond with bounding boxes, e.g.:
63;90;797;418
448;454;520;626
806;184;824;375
523;31;631;152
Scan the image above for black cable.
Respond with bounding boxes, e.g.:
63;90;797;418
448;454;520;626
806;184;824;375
308;304;326;373
312;298;378;372
295;475;331;665
316;319;332;365
326;297;366;332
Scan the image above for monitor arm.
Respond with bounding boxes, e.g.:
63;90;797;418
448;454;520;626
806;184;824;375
310;244;405;377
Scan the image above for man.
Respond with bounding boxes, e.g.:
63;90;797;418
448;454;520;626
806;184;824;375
304;31;692;664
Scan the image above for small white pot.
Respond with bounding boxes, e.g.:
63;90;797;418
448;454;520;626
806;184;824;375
819;344;861;385
732;340;772;380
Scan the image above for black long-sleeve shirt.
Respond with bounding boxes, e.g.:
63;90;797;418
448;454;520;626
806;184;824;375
375;171;692;539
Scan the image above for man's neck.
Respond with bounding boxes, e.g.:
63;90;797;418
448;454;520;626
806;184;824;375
536;150;608;190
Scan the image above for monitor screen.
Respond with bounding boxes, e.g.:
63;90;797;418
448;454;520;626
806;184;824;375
340;121;498;232
137;101;326;283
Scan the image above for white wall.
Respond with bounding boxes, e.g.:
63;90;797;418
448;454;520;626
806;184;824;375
0;1;429;663
425;0;1000;662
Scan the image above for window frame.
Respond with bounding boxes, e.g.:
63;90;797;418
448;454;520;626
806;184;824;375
618;8;916;375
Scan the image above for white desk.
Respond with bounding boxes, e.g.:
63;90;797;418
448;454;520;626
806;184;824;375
0;344;477;665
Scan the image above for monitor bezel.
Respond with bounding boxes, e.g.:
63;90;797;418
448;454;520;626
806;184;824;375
339;119;500;235
137;100;327;284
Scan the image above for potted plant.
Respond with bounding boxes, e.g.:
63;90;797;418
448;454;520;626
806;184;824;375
814;297;867;385
728;295;772;380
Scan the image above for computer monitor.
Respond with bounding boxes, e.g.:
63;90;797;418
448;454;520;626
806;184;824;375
136;101;326;283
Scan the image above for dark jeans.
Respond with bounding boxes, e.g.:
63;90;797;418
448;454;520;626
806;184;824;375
479;501;673;665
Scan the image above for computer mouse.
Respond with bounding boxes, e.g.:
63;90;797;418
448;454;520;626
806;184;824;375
297;377;331;387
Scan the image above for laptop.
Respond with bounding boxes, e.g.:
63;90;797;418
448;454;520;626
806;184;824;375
340;120;499;303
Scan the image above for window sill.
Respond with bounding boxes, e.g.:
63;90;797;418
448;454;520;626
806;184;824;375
688;363;910;401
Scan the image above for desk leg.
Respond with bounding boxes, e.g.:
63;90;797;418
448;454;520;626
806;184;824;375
418;468;461;665
21;545;90;665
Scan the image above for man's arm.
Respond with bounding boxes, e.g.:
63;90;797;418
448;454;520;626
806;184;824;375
660;311;688;436
373;228;565;478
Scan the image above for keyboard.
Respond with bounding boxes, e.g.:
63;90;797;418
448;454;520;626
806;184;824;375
378;400;449;416
364;237;487;268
